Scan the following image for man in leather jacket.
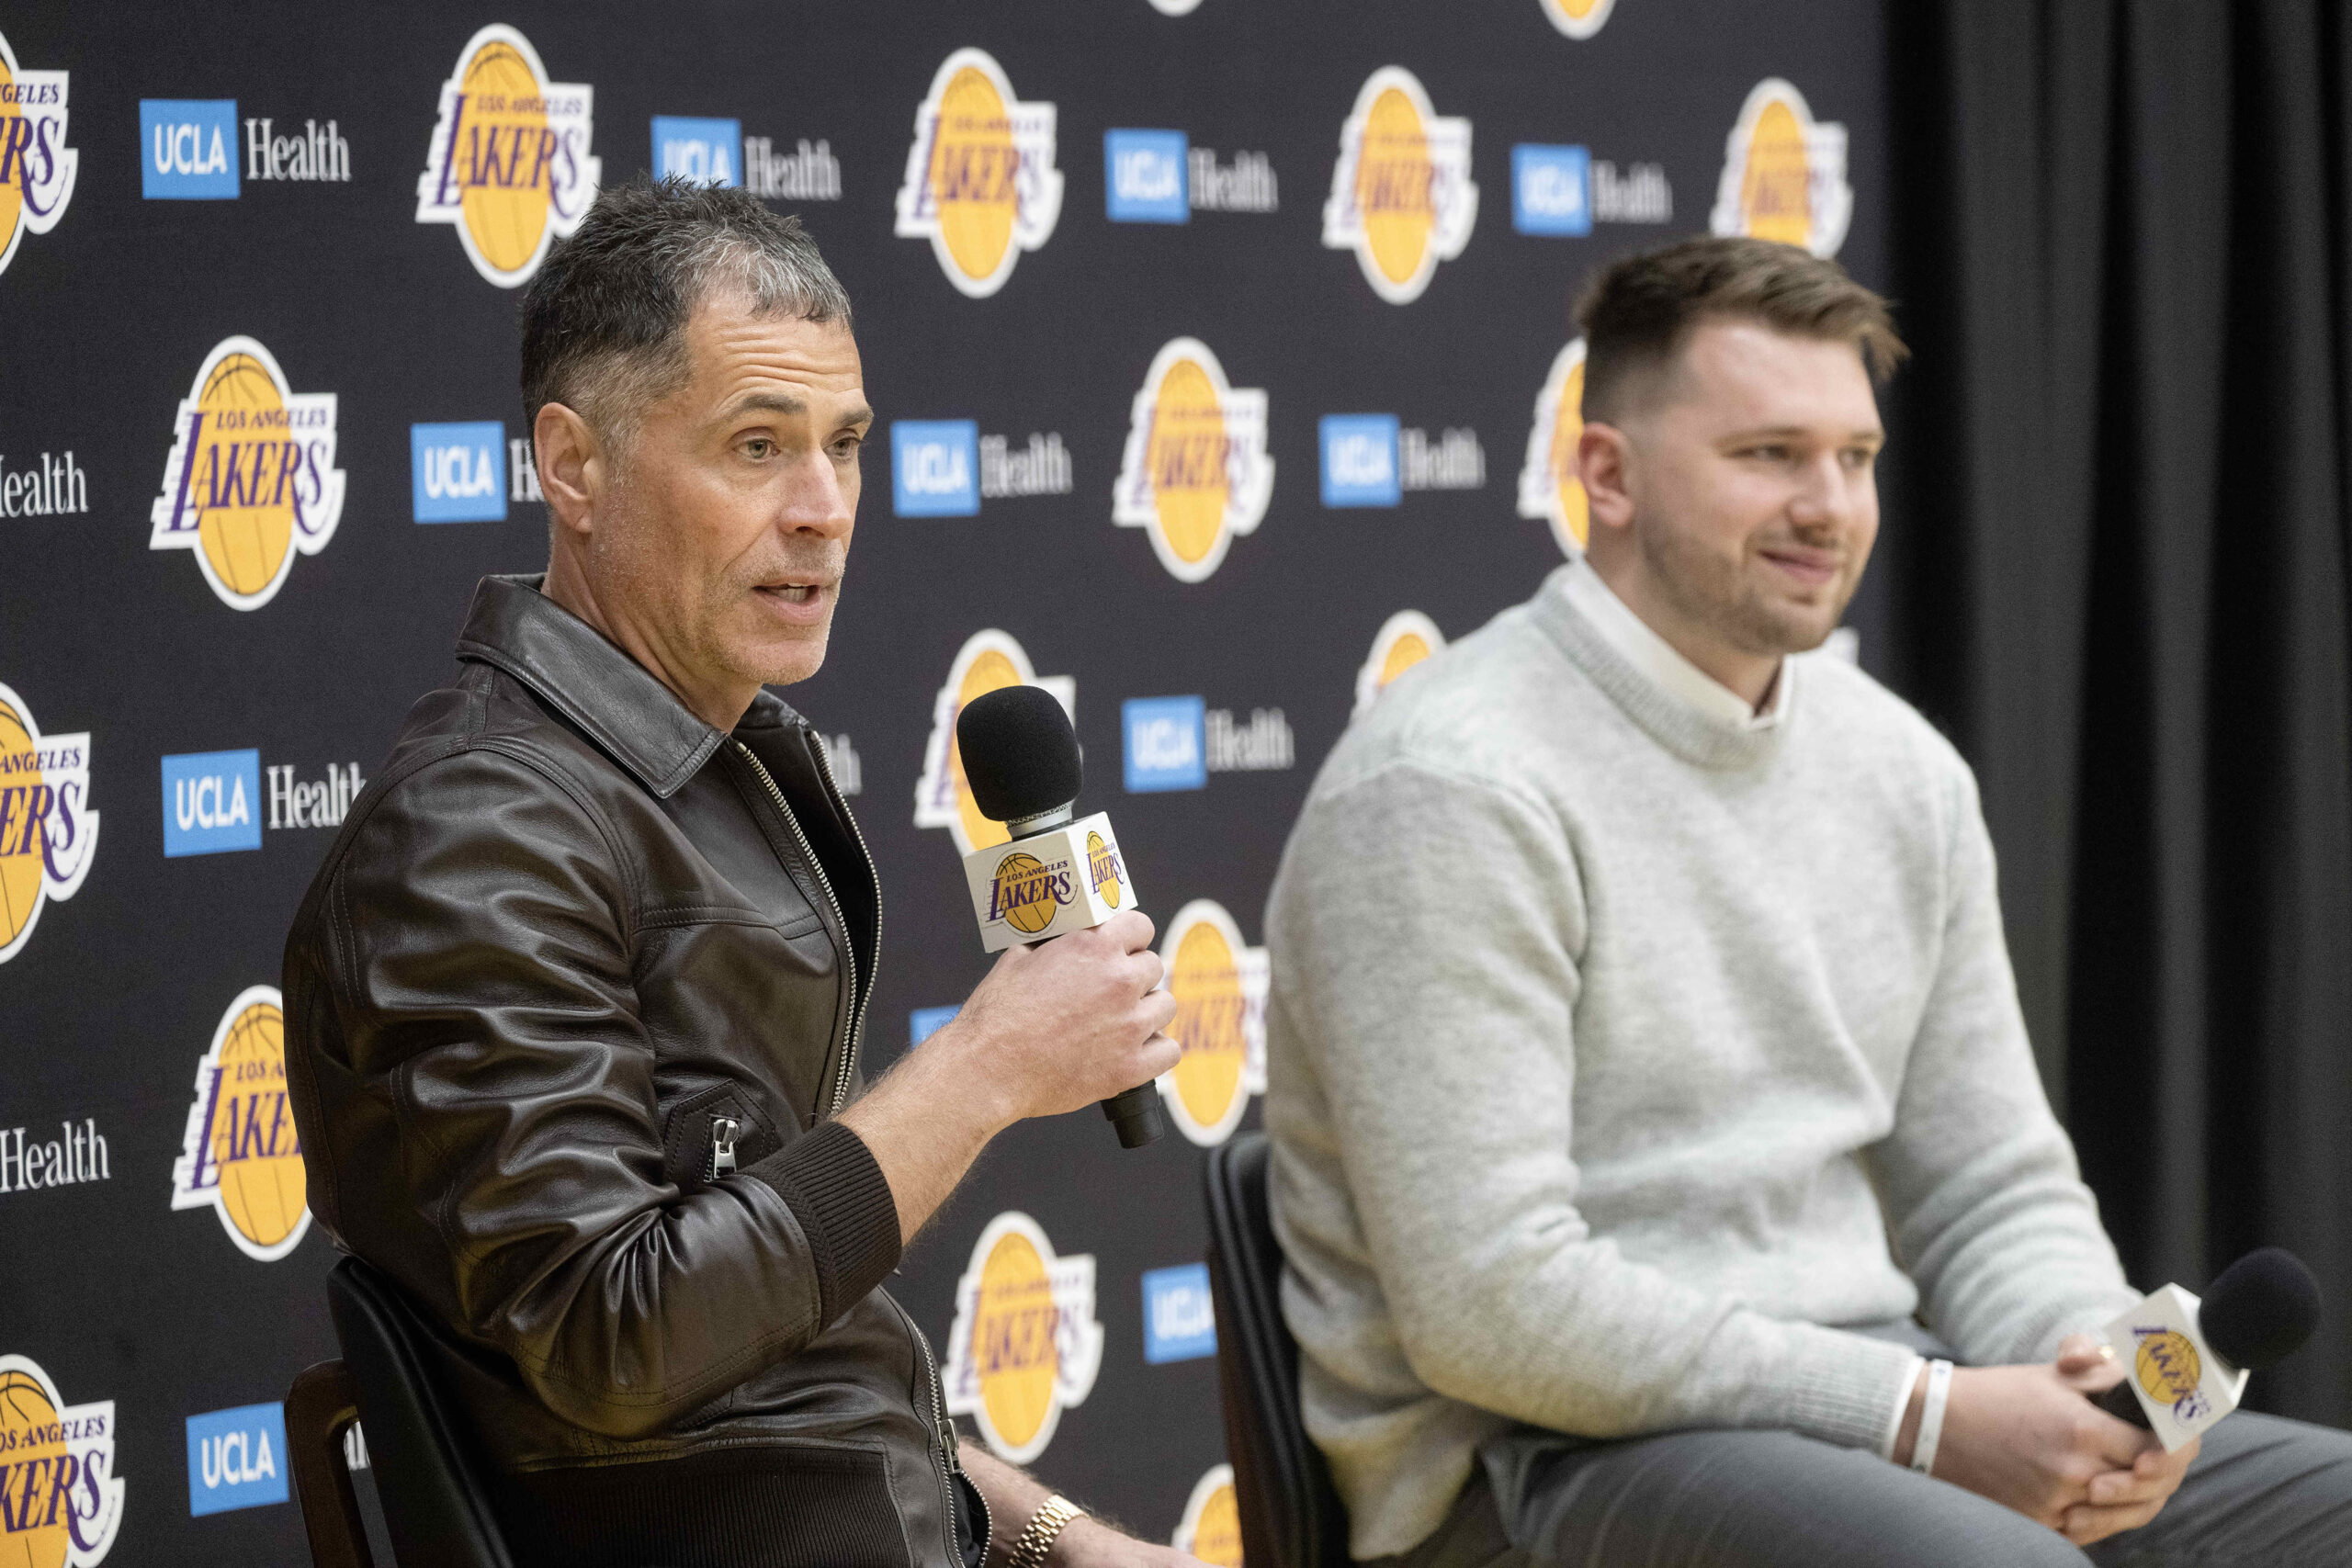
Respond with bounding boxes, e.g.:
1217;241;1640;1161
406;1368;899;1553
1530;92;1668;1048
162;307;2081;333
283;177;1194;1568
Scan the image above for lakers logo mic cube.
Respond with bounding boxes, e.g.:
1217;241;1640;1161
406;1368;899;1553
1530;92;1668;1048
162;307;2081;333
962;812;1134;952
2103;1284;2248;1450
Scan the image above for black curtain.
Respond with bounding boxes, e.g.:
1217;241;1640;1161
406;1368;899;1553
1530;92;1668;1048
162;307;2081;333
1883;0;2352;1426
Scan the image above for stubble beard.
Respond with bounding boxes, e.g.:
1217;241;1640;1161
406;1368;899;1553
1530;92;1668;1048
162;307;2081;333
1636;515;1854;659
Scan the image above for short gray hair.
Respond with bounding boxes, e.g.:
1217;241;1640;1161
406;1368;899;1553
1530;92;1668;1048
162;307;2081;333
520;175;853;446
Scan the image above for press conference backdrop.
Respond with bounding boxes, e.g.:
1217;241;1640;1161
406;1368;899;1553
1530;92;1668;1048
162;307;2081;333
0;3;1884;1561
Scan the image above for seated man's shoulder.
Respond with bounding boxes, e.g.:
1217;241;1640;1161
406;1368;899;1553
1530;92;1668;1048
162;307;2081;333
1798;649;1973;781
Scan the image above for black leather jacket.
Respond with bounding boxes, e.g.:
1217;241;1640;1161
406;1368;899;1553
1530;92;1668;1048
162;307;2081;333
284;575;977;1567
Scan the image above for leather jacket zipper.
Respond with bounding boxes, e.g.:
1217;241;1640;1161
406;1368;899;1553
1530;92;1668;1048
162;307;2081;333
707;1115;741;1179
732;739;876;1118
889;1294;978;1566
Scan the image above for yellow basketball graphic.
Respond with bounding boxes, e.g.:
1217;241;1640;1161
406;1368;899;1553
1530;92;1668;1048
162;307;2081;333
1549;359;1590;548
991;852;1059;936
457;39;553;275
1382;633;1432;686
1539;0;1617;37
929;65;1018;286
1086;831;1122;908
2136;1331;2203;1406
951;649;1023;852
1355;611;1448;718
1189;1483;1244;1566
0;1365;68;1568
175;984;311;1261
1739;96;1812;247
189;353;297;601
1170;920;1250;1134
0;697;41;953
1148;357;1232;567
972;1229;1061;1450
1357;86;1434;288
0;49;21;248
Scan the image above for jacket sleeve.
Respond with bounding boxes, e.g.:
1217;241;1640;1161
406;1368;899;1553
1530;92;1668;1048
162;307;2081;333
1866;764;2141;1363
302;745;900;1439
1267;755;1918;1451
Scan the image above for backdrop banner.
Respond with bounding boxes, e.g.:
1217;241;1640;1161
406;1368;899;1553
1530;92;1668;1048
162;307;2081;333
0;4;1883;1562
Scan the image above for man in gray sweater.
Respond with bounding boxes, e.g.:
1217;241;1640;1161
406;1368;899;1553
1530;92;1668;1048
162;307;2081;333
1264;237;2351;1566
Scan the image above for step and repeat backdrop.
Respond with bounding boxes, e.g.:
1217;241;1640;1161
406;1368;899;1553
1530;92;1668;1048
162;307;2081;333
0;2;1883;1562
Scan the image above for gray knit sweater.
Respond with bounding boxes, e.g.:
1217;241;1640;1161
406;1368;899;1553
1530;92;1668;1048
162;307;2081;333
1263;566;2139;1558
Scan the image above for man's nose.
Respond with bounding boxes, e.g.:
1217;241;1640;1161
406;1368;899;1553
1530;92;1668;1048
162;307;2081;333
1787;453;1853;533
779;448;854;537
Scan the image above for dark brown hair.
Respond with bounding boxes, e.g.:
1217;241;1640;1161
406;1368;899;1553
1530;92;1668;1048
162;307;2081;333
1574;235;1905;423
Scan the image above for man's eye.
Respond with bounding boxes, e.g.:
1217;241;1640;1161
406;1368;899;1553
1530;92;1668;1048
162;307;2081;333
831;434;864;460
1746;446;1790;462
742;438;775;460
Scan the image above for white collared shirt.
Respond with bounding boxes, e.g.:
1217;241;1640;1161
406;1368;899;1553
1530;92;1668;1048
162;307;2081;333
1561;557;1786;729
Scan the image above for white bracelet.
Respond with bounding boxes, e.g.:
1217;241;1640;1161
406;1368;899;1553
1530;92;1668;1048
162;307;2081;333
1879;1354;1924;1461
1910;1359;1954;1476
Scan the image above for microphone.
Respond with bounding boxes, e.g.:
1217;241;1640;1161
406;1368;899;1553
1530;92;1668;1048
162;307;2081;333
954;685;1168;1149
2094;1247;2323;1449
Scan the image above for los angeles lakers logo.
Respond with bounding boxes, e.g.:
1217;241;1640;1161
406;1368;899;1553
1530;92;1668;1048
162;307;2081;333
1536;0;1616;38
988;852;1073;936
171;987;311;1262
0;682;98;966
149;336;345;611
0;28;77;279
1157;900;1269;1147
1517;338;1589;557
415;24;598;288
894;49;1062;299
2135;1329;2204;1410
1709;79;1850;258
1172;1463;1243;1566
1113;337;1273;583
1086;831;1123;908
915;630;1075;854
1354;610;1446;718
0;1353;124;1566
942;1213;1102;1463
1322;66;1476;305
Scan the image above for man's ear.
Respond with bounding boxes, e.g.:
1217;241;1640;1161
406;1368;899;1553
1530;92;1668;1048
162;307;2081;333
1577;420;1637;539
534;402;602;541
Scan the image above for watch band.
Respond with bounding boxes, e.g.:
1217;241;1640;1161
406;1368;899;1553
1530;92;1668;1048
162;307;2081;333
1008;1494;1083;1568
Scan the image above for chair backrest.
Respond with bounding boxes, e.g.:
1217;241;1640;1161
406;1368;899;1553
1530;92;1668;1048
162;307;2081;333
1203;1132;1351;1568
324;1256;516;1568
286;1359;371;1568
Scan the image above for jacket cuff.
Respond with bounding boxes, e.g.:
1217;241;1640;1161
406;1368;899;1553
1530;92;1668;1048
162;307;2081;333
746;1121;901;1325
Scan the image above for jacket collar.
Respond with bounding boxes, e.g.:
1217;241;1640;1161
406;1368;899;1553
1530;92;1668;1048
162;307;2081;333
455;573;796;799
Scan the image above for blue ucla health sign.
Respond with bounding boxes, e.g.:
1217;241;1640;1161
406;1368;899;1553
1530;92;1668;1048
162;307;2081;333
161;750;261;858
892;421;979;517
1512;144;1593;236
1142;1263;1217;1364
1123;696;1206;793
411;423;507;523
1320;414;1402;508
141;100;240;199
187;1402;290;1516
1104;130;1189;223
652;116;742;187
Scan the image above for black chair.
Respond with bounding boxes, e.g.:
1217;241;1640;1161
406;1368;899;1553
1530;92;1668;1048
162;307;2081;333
1204;1132;1351;1568
286;1256;516;1568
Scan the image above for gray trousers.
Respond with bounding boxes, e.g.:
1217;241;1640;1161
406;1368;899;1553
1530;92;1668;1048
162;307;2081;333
1382;1411;2352;1568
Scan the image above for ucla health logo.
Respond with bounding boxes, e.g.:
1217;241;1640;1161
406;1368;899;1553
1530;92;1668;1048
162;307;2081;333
895;49;1062;298
1355;610;1445;717
915;630;1074;854
186;1403;287;1517
1113;338;1272;583
172;986;311;1262
652;116;739;186
892;420;1071;517
1158;900;1269;1145
942;1212;1102;1463
1711;79;1850;257
1321;414;1484;507
1103;131;1276;222
1322;67;1476;304
1172;1463;1243;1565
0;682;98;965
1537;0;1616;38
141;100;237;198
1511;144;1672;237
1518;338;1589;555
1123;696;1294;794
0;1354;122;1564
0;28;76;277
150;337;344;610
1141;1263;1216;1364
162;750;364;856
412;422;506;522
415;24;598;288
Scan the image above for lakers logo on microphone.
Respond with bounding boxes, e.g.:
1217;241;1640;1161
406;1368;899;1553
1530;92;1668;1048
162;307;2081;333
149;336;345;611
894;49;1062;298
1709;79;1849;258
1157;900;1269;1147
2134;1330;2204;1410
915;630;1075;855
0;682;98;966
1322;66;1476;304
1517;338;1589;557
1355;610;1446;717
1113;337;1272;582
171;986;311;1262
1086;831;1123;908
0;1353;124;1565
987;852;1074;936
1171;1463;1243;1566
0;28;78;278
414;24;598;288
943;1212;1102;1463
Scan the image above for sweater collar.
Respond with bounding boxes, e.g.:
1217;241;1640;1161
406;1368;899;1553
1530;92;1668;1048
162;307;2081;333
1530;564;1793;771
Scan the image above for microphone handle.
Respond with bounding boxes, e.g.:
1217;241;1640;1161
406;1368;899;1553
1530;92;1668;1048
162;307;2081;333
2095;1377;2153;1429
1102;1084;1168;1148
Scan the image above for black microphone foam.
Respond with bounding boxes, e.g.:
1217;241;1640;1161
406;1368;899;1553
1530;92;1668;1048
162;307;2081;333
2201;1247;2324;1371
957;685;1082;824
